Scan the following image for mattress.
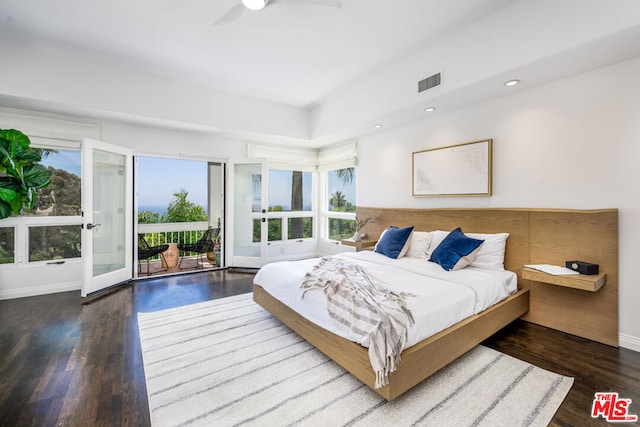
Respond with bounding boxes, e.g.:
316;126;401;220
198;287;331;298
253;250;518;349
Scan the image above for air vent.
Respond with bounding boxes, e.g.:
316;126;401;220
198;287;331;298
418;72;441;93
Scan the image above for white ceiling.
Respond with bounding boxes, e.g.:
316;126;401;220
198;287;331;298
2;0;640;145
1;0;515;108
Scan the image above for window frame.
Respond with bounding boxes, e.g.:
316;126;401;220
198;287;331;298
0;225;16;265
0;142;83;268
320;168;356;243
263;169;315;243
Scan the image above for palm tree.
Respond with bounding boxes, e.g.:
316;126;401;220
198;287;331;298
290;171;304;238
336;167;354;186
330;190;347;210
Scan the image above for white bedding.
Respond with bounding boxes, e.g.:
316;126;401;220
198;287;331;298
253;251;518;349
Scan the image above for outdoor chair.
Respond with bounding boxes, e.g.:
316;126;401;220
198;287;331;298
138;235;170;275
178;227;220;269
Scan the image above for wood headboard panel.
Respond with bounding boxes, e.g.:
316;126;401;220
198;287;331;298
356;207;619;346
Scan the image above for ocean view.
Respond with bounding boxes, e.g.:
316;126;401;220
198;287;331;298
138;205;170;216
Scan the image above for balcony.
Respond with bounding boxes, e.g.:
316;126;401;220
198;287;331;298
137;221;221;277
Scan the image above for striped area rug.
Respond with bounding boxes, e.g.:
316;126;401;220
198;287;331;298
137;293;573;427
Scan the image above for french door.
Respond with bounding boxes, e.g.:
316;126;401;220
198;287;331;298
81;138;133;297
227;159;268;268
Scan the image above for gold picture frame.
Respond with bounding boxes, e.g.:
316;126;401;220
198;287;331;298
412;139;492;197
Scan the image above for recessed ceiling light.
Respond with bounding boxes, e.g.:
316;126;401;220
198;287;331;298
242;0;267;10
373;124;383;129
424;107;436;112
504;79;520;87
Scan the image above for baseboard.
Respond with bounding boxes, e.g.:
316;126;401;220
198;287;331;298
0;281;81;300
619;333;640;353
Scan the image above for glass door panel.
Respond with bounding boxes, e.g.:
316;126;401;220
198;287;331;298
229;160;267;267
94;149;127;275
82;139;133;296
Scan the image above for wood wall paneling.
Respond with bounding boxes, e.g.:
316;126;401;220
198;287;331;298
525;209;618;347
355;207;619;347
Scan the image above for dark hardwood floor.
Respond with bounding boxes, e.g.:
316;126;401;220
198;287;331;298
1;271;638;426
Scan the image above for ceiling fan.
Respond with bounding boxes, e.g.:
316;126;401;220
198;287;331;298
213;0;343;26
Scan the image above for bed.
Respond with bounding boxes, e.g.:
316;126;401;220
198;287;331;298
253;207;618;400
253;218;531;401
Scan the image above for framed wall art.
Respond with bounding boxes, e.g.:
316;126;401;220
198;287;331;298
412;139;492;197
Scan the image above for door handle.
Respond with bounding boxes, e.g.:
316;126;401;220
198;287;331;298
87;223;100;230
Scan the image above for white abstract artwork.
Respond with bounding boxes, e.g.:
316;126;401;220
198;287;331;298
412;139;492;196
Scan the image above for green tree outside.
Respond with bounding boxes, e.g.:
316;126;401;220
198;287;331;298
138;189;209;248
138;210;160;224
162;189;208;223
328;167;356;240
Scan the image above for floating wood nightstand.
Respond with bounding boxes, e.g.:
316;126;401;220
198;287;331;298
522;267;606;292
341;239;377;251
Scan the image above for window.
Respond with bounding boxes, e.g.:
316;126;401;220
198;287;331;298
325;167;356;241
28;225;82;262
32;149;82;216
0;147;83;266
0;227;14;264
263;169;313;242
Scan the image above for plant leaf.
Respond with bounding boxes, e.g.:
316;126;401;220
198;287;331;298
0;144;15;170
0;187;18;202
15;150;42;163
9;196;22;214
0;129;31;149
0;177;21;191
23;164;51;188
0;128;50;216
0;200;12;219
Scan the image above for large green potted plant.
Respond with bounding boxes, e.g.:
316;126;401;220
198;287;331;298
0;129;51;219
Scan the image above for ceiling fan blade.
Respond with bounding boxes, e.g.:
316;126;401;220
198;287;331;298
213;4;245;26
273;0;342;7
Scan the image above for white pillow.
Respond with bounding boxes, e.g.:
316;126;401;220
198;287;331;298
426;230;510;271
465;232;510;270
406;231;433;258
425;230;449;259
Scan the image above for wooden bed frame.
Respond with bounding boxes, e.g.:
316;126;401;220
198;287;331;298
253;207;618;401
254;285;528;401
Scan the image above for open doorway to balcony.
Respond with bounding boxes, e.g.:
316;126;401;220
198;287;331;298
135;156;224;277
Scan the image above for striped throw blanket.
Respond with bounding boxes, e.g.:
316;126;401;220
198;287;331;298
300;256;415;388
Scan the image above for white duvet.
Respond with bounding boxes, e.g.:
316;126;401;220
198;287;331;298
253;251;518;349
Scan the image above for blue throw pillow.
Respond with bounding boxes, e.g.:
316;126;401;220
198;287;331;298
375;226;415;259
429;227;484;271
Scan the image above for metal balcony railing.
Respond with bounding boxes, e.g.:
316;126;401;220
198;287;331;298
137;221;215;261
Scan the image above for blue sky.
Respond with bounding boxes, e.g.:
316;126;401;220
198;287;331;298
268;170;312;210
137;157;208;210
40;152;209;213
40;152;354;212
41;149;81;177
328;170;356;206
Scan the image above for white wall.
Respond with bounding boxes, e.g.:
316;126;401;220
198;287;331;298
356;56;640;351
0;38;310;144
100;120;247;160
